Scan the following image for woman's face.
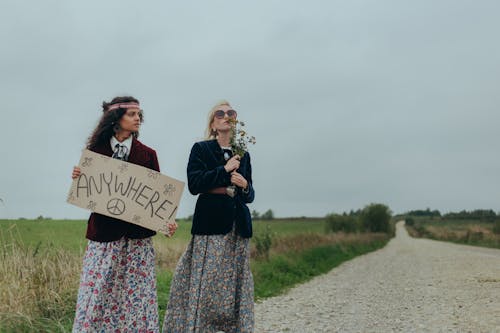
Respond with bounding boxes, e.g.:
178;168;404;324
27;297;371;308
211;104;237;133
119;107;142;133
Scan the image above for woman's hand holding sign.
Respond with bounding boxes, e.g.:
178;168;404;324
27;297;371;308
72;166;81;179
167;221;178;236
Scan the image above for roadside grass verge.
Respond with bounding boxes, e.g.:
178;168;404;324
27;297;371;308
405;218;500;249
252;233;389;299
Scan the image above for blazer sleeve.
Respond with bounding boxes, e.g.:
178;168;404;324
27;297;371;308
239;152;255;203
187;142;231;195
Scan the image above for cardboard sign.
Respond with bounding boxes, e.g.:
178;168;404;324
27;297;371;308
67;149;184;236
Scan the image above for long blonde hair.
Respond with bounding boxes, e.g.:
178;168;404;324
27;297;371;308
204;100;232;140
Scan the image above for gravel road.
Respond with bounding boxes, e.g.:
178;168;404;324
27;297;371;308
254;221;500;332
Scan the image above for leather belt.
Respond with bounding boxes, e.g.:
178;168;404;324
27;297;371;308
207;186;237;197
208;187;228;195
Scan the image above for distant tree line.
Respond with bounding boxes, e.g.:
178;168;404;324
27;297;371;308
404;208;497;222
442;209;497;221
405;208;441;217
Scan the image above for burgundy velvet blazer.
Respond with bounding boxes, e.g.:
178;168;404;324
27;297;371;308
85;138;160;242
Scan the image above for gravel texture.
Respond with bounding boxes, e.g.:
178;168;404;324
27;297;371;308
255;222;500;332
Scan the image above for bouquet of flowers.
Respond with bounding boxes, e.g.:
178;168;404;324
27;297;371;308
229;119;256;157
225;119;255;197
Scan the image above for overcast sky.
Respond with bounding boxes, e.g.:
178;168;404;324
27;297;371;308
1;0;499;220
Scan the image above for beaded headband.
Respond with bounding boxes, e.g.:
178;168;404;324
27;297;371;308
107;102;140;111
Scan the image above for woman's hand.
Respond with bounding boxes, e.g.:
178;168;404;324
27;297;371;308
72;166;81;179
167;220;178;237
231;171;248;189
224;155;240;173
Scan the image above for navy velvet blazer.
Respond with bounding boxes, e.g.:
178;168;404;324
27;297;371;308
85;138;160;242
188;139;255;238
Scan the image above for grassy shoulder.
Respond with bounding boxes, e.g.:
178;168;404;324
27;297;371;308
0;218;390;332
252;234;389;299
404;217;500;249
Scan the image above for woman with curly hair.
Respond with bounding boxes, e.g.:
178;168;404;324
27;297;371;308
71;96;177;333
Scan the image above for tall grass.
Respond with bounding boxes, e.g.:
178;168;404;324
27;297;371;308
0;226;81;332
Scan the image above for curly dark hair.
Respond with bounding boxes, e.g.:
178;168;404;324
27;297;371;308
86;96;144;150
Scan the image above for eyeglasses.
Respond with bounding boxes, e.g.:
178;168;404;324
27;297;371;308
214;109;237;119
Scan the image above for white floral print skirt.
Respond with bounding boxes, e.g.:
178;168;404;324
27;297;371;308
72;237;159;333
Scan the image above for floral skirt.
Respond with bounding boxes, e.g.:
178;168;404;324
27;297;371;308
163;227;254;333
72;237;159;333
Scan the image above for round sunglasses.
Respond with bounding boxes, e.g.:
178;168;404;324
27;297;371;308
214;109;237;119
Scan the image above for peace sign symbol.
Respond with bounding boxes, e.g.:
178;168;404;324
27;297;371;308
107;198;126;216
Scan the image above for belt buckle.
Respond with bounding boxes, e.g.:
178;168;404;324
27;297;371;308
226;185;236;198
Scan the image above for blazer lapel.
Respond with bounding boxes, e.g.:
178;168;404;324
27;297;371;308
209;139;225;164
127;137;141;164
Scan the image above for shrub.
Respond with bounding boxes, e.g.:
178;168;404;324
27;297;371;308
493;220;500;235
360;203;392;233
325;214;359;233
253;225;273;260
261;209;274;220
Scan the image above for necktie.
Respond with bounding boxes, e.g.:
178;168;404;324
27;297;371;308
112;144;128;161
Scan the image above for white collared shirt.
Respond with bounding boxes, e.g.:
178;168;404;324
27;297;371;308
110;135;133;160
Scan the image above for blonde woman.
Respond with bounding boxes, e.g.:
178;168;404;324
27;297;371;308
163;101;255;332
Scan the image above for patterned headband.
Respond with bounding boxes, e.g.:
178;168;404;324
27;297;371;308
107;102;140;111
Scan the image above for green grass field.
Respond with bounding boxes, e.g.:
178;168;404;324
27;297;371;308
0;218;326;255
0;218;389;332
0;219;88;254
